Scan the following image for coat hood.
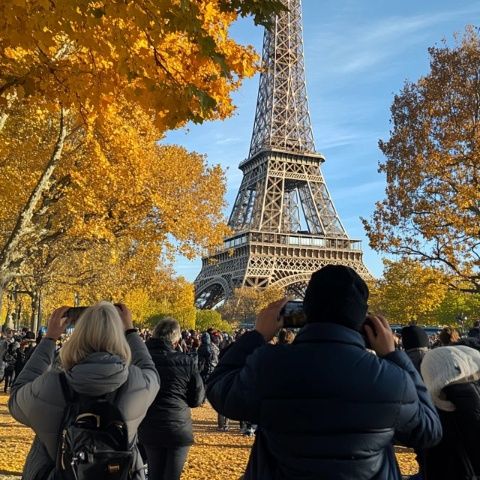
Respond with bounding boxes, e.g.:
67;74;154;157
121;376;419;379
66;352;129;396
146;337;175;352
421;345;480;411
201;333;211;345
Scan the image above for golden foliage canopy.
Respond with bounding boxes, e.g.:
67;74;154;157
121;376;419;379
0;0;287;321
196;309;233;332
432;289;480;327
363;27;480;292
0;100;229;274
219;286;284;323
0;0;286;130
369;259;449;325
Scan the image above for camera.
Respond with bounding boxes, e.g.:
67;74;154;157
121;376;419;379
279;300;306;328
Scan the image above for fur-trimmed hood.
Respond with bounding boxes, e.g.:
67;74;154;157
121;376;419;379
421;345;480;411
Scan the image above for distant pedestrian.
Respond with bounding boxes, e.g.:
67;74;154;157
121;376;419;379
439;327;460;346
278;329;295;345
401;325;429;373
3;342;18;392
197;333;219;384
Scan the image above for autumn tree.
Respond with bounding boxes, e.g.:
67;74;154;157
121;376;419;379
432;289;480;327
196;309;233;332
363;27;480;292
219;286;284;323
0;0;285;311
0;0;284;130
369;259;449;325
6;236;199;329
0;98;228;316
142;278;196;330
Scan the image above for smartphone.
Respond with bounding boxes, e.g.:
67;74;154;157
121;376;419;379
279;300;306;328
65;304;123;328
65;306;88;326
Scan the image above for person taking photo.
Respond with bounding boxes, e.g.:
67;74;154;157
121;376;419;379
8;302;160;480
207;265;442;480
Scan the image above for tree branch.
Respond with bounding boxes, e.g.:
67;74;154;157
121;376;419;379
0;107;68;281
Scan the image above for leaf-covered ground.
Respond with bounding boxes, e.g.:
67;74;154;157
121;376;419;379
0;392;418;479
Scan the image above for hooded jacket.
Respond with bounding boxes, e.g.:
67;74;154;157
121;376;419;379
207;323;442;480
8;333;160;480
197;333;219;379
421;346;480;479
138;337;204;447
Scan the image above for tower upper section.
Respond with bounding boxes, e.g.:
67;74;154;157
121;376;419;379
248;0;316;159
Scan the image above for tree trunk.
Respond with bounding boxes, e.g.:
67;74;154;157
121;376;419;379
0;284;3;328
0;111;8;132
0;107;68;281
15;302;22;330
37;292;43;330
0;91;17;133
0;92;17;132
30;292;37;332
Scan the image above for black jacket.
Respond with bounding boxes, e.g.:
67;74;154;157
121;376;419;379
197;334;219;380
425;380;480;480
207;323;442;480
138;338;205;447
405;347;428;374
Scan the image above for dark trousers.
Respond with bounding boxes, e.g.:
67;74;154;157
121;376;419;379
4;369;14;392
144;445;190;480
218;413;229;429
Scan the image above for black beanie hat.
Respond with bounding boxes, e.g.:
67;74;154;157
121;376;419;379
303;265;369;331
401;326;429;350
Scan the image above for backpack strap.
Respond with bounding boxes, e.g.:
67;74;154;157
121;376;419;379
104;386;121;404
59;371;76;404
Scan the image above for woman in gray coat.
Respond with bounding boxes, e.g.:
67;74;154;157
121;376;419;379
8;302;160;480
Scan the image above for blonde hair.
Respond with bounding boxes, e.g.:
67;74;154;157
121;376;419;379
60;301;132;371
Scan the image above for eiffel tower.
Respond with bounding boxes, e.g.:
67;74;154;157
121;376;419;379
195;0;370;308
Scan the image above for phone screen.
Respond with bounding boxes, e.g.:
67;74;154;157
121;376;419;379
65;306;88;327
280;301;306;328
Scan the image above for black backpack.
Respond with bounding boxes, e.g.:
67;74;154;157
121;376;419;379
56;372;135;480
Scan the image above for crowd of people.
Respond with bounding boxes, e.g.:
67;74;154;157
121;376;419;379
1;264;480;480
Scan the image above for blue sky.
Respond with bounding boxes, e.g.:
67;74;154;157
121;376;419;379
166;0;480;282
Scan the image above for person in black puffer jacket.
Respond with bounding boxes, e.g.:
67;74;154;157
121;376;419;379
197;332;219;384
139;318;204;480
421;346;480;480
207;265;442;480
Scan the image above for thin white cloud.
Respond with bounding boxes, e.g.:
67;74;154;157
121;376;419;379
215;136;242;146
309;5;480;75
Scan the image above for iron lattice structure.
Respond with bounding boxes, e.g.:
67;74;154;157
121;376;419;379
195;0;370;308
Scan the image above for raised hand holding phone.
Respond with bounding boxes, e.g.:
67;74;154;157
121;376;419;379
116;303;134;331
255;298;288;341
364;314;396;357
46;306;70;340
